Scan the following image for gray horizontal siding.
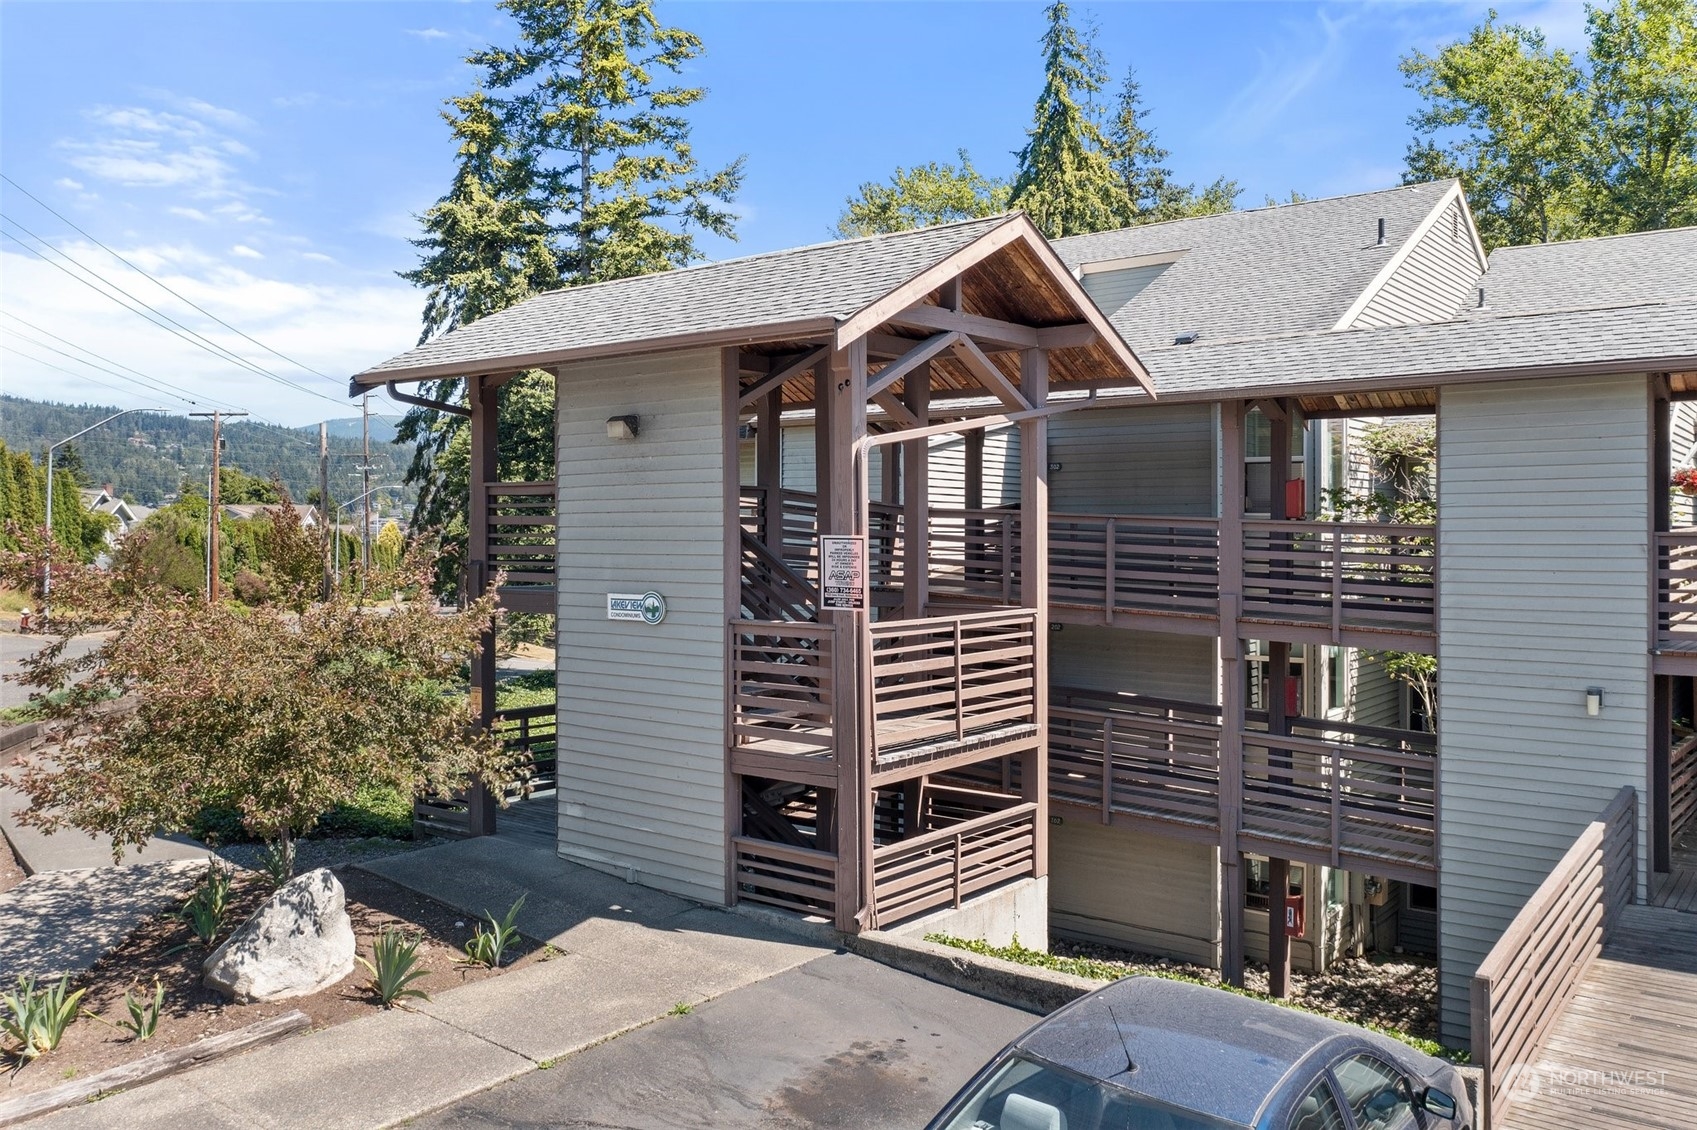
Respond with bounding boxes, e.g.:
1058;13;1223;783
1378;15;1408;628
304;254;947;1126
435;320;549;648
1352;197;1481;330
1081;261;1172;319
1049;403;1216;516
555;347;727;905
1346;651;1402;730
1435;374;1650;1046
1051;625;1217;703
1049;819;1219;965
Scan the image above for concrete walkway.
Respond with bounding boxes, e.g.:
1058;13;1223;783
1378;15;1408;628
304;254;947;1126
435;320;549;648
33;835;836;1130
2;783;211;874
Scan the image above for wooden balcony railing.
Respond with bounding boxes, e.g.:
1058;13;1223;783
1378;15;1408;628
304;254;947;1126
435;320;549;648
485;482;556;588
1049;690;1221;830
1656;530;1697;651
1050;514;1220;619
413;700;558;838
926;507;1022;604
729;619;836;776
1471;786;1636;1128
732;836;838;918
1240;720;1438;873
740;533;818;624
868;609;1039;767
870;793;1039;927
1241;520;1435;635
1673;733;1697;840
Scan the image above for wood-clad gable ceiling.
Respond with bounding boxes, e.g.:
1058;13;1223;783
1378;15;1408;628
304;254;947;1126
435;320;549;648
737;236;1130;408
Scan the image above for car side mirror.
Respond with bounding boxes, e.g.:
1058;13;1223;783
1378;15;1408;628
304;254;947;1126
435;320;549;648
1419;1087;1457;1120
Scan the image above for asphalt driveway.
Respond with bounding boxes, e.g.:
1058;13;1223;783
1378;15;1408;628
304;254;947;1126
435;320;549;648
413;950;1037;1130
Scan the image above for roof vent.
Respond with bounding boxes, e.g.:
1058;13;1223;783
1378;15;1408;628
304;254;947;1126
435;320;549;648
1476;287;1488;310
1174;331;1201;346
1376;218;1387;247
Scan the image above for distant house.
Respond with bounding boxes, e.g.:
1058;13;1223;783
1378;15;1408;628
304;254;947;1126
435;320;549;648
79;485;152;541
221;502;318;528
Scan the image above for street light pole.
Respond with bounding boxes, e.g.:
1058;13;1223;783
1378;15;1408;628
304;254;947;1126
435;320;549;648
42;407;166;619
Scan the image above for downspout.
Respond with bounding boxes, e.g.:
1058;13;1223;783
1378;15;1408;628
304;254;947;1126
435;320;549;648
380;381;472;418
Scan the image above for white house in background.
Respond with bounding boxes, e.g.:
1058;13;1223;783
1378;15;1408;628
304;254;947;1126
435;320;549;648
78;485;152;541
346;180;1697;1053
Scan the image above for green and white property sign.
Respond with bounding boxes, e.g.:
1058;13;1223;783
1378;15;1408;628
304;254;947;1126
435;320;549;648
607;591;667;625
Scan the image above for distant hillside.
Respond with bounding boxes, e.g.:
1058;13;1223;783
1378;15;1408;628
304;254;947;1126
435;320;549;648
314;415;403;445
0;396;418;510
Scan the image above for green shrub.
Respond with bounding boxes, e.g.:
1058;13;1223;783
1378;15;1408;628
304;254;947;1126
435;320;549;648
2;975;85;1062
316;783;413;839
358;927;431;1008
464;894;526;968
117;979;165;1042
181;861;235;946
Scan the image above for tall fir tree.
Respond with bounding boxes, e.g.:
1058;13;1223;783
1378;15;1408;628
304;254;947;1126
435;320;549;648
1007;1;1130;238
397;0;743;571
1104;67;1241;223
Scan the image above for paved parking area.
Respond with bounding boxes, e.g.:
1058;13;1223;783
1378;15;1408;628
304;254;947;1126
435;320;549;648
414;950;1037;1130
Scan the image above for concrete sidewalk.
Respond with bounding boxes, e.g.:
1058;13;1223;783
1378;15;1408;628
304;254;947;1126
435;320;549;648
33;835;834;1130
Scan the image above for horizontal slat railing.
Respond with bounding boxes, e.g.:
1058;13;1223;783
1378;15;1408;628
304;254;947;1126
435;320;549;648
868;609;1038;760
486;482;556;588
740;532;818;624
1242;520;1435;635
412;700;557;837
1656;530;1697;650
1049;689;1222;830
1471;786;1636;1129
729;619;835;758
1050;514;1220;619
732;836;838;917
1673;734;1697;839
870;800;1039;927
1240;726;1437;871
926;507;1022;604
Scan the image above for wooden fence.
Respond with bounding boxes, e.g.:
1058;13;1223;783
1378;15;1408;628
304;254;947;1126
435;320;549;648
732;836;838;918
412;700;559;839
1470;786;1637;1128
869;794;1038;927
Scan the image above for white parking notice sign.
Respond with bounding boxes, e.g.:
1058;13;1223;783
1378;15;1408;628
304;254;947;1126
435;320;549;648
820;535;866;611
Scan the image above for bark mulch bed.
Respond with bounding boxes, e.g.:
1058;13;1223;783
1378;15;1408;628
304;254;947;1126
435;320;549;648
1052;938;1440;1043
1;866;548;1096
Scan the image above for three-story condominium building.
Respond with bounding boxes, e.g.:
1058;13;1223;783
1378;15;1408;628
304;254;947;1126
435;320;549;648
352;181;1697;1049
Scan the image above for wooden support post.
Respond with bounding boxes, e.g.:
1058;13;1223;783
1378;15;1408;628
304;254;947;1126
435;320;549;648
825;339;869;931
1269;856;1292;998
965;428;986;587
1020;348;1050;877
723;348;746;905
758;389;783;553
1219;401;1247;986
466;376;500;837
1653;390;1673;877
903;368;930;619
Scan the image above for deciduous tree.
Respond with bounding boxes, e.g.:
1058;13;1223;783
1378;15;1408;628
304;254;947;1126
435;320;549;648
834;151;1010;238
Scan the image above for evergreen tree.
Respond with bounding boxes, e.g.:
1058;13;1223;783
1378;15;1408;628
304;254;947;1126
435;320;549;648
398;0;742;577
1104;67;1241;223
834;151;1010;237
1007;1;1130;238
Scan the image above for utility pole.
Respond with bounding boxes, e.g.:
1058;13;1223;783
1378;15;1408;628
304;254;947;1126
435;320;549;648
190;410;247;603
319;422;332;600
361;392;372;574
41;407;165;620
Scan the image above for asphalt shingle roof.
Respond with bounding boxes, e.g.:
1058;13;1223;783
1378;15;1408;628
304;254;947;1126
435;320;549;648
358;214;1016;382
1458;226;1697;320
1051;180;1459;356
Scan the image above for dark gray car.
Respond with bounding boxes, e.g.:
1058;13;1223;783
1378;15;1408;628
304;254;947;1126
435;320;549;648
925;976;1472;1130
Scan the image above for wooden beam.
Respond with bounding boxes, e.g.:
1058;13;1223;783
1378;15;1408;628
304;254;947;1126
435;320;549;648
887;303;1039;351
1020;347;1051;880
870;390;920;430
738;346;828;409
467;376;500;838
1252;397;1290;424
835;217;1027;346
866;332;962;399
1268;857;1292;998
1034;323;1098;350
1219;400;1247;987
721;347;744;906
950;335;1035;411
825;339;869;933
758;388;782;555
903;366;929;619
939;276;961;312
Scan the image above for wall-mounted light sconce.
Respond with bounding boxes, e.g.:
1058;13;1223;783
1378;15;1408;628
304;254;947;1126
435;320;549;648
606;414;640;441
1586;687;1604;717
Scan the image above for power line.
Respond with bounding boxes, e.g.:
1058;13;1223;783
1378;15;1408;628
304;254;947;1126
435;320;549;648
0;342;198;409
0;310;245;410
1;321;243;413
1;174;346;390
0;219;349;409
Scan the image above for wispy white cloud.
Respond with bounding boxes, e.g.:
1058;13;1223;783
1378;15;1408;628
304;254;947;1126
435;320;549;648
54;178;84;192
58;94;264;221
231;244;263;259
169;206;212;223
1216;8;1357;139
405;27;450;40
300;251;336;264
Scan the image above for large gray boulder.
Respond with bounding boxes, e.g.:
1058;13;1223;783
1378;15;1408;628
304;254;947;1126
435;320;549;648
203;868;356;1002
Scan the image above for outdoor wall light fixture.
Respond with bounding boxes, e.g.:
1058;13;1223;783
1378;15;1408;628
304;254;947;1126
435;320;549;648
1586;687;1604;717
606;414;640;440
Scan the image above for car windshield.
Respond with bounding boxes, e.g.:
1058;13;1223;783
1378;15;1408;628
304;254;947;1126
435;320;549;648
936;1052;1246;1130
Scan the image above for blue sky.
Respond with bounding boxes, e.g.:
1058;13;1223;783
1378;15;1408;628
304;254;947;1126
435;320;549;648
0;1;1589;427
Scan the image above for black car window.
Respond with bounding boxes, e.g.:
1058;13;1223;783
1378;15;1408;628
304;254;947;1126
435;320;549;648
1331;1055;1418;1130
1288;1080;1347;1130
